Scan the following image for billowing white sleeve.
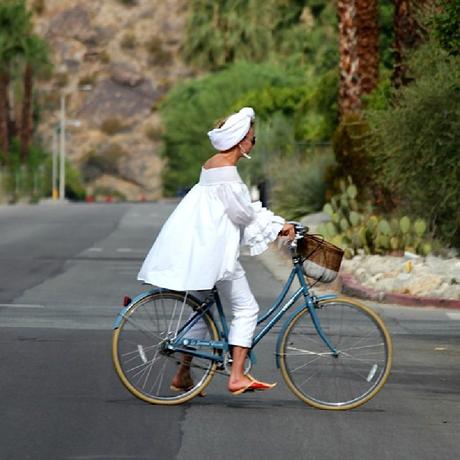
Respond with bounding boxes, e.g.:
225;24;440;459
217;183;285;256
242;201;285;256
217;183;255;226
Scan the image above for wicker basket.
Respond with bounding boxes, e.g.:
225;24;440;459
298;234;344;283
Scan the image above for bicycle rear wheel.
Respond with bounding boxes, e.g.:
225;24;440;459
112;290;219;405
279;297;392;410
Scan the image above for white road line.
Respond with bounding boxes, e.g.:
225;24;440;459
0;303;45;308
116;248;145;253
446;312;460;320
87;247;103;252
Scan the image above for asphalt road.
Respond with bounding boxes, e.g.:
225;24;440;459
0;202;459;460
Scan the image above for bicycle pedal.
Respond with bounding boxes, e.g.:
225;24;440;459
122;296;132;306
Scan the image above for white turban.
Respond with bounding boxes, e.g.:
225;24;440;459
207;107;255;151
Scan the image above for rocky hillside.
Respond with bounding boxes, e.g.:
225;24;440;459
31;0;191;200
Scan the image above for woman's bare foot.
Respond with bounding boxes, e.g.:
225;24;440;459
171;368;193;390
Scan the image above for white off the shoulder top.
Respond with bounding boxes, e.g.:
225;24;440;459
137;166;285;291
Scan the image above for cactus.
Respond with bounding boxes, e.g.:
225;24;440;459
378;219;391;236
349;199;359;211
323;203;334;216
347;184;358;199
333;212;342;224
340;217;350;232
317;177;433;257
325;222;336;237
379;235;390;249
400;216;411;234
420;242;432;256
390;218;399;234
414;218;427;237
349;211;361;226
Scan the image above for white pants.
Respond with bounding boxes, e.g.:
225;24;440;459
186;265;259;348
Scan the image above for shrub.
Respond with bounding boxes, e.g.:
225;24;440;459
120;32;137;50
100;117;125;135
145;36;172;66
144;124;163;142
269;150;336;220
78;73;97;87
117;0;138;7
93;186;126;202
366;41;460;245
98;50;111;64
31;0;45;15
54;72;68;88
431;0;460;56
81;144;126;181
159;61;306;195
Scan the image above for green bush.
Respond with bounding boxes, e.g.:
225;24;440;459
431;0;460;56
159;61;306;195
232;68;339;142
366;40;460;245
269;150;335;220
0;138;86;202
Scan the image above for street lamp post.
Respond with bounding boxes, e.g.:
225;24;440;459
51;128;58;200
59;94;66;201
57;92;83;202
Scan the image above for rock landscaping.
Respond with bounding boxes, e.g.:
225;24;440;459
341;253;460;300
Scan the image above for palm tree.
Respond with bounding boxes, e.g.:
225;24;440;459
19;35;51;163
356;0;379;95
392;0;425;88
0;0;32;164
338;0;381;115
337;0;361;114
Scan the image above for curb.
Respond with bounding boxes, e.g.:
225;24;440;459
339;272;460;310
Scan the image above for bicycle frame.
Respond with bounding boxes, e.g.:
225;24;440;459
158;259;339;365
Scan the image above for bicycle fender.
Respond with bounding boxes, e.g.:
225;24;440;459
113;288;160;329
274;294;337;368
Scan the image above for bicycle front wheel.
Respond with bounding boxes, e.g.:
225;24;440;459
279;297;392;410
112;290;219;405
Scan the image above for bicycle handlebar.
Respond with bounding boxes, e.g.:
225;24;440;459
286;221;309;252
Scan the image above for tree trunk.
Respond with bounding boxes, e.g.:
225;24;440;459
0;72;10;164
356;0;379;95
392;0;423;88
20;63;33;164
338;0;361;115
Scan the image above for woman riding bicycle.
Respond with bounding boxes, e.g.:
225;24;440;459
137;107;295;395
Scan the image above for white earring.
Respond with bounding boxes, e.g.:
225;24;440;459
239;144;252;160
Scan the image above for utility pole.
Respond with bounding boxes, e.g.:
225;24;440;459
52;128;58;200
59;94;66;201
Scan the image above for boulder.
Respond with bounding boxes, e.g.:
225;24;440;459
47;6;98;45
77;78;158;123
110;62;144;87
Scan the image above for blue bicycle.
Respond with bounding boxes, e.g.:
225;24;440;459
112;224;392;410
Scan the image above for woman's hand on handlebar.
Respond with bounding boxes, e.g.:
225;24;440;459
279;223;296;240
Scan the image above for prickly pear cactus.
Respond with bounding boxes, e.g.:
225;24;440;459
318;178;433;257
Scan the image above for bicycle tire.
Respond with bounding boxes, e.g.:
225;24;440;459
112;290;219;405
279;297;392;410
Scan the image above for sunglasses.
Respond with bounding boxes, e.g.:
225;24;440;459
251;136;256;146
